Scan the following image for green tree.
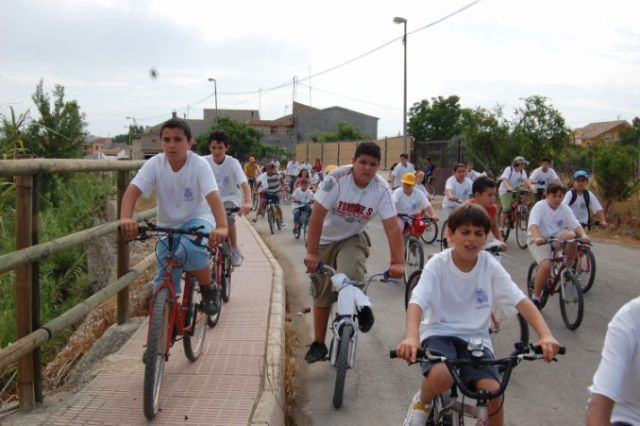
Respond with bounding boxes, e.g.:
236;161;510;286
311;121;369;142
592;144;639;213
112;124;144;145
511;95;569;162
408;95;462;141
618;117;640;148
459;105;511;176
0;106;29;159
22;80;88;159
195;116;263;160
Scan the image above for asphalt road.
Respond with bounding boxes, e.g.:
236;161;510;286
250;200;638;426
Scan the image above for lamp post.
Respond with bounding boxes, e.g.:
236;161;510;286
125;116;137;145
393;16;408;159
207;77;218;122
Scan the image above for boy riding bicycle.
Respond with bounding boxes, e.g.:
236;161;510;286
291;178;314;233
119;118;228;316
203;130;252;267
498;156;535;231
303;142;404;363
562;170;608;230
466;176;508;252
395;204;561;426
392;171;438;231
527;183;590;306
253;162;285;227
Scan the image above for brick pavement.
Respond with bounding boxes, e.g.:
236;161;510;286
3;218;279;426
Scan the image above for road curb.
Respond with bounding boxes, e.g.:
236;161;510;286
244;216;286;426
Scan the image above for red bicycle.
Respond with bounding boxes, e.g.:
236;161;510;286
398;213;437;283
135;222;216;420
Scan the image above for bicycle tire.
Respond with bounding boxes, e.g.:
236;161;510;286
501;219;511;241
559;270;584;330
207;265;223;328
527;262;548;309
267;206;275;234
221;252;232;303
440;220;449;251
252;192;259;211
420;220;439;245
275;208;282;230
293;221;301;239
143;288;170;420
404;238;424;283
573;246;596;293
404;269;423;309
333;324;353;409
183;279;207;361
515;207;529;249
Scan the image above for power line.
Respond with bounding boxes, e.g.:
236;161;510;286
297;82;401;111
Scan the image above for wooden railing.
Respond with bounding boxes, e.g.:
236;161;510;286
0;159;155;411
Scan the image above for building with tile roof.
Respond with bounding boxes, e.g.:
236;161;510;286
572;120;631;146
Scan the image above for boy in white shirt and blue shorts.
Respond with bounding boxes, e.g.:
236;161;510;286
120;118;229;316
396;204;561;426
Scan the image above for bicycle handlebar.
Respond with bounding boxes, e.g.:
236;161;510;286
541;237;591;247
390;344;565;402
397;213;437;223
313;263;399;286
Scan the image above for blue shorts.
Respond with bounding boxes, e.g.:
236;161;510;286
420;336;500;389
264;192;280;205
153;218;213;293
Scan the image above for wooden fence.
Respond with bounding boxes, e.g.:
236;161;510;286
0;159;156;411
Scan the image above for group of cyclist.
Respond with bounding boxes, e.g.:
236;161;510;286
118;117;635;425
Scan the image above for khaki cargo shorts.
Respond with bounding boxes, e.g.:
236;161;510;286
310;232;371;307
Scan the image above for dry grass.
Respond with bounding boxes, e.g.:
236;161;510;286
590;193;640;246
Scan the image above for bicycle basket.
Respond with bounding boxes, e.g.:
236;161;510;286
409;217;427;237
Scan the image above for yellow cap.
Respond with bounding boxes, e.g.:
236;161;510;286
401;172;416;186
325;164;337;173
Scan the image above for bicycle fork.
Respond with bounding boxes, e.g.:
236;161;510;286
329;318;358;368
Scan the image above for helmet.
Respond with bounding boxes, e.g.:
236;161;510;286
410;216;427;236
248;156;256;162
573;170;589;180
325;164;337;174
512;156;529;166
401;172;416;186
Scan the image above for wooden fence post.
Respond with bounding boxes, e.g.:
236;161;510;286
116;171;130;325
15;175;35;410
31;175;43;403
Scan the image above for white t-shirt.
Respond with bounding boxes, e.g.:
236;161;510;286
527;199;579;239
132;151;218;228
314;165;396;244
409;249;526;353
467;169;481;181
202;154;247;206
300;162;313;173
529;167;559;190
256;172;268;193
414;184;429;197
392;187;431;216
498;166;528;195
391;162;416;188
286;161;299;176
562;190;603;225
292;188;314;206
443;176;473;209
589;297;640;424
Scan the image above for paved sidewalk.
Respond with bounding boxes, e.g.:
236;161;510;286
3;218;284;426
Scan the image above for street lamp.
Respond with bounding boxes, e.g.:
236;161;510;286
125;116;137;145
393;16;408;159
207;77;218;122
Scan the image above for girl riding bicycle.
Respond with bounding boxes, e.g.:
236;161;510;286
395;204;561;426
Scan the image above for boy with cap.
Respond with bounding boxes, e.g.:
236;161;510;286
498;156;535;230
562;170;608;230
392;172;438;231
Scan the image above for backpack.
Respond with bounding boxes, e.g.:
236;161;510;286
568;189;591;224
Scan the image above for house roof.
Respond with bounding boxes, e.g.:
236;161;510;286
576;120;630;139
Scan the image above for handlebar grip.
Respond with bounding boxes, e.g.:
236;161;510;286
389;349;398;359
531;345;566;355
315;262;324;274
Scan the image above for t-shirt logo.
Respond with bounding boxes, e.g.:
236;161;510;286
223;176;230;186
184;187;194;202
475;288;490;309
322;178;335;192
336;201;373;222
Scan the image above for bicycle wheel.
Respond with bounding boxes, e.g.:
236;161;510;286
183;279;207;361
559;269;584;330
515;207;529;249
275;207;282;230
267;206;275;234
404;238;424;283
404;269;423;309
207;264;224;328
428;392;461;426
143;288;170;420
293;219;301;239
420;220;438;245
440;220;449;251
501;219;511;241
490;312;530;354
252;192;259;211
527;262;548;309
221;252;232;303
333;323;354;409
573;246;596;293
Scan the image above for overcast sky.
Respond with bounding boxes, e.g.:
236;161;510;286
1;0;639;138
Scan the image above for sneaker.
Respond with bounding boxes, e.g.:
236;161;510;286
304;341;328;363
230;247;244;267
403;391;431;426
357;306;374;333
200;285;220;316
280;222;286;227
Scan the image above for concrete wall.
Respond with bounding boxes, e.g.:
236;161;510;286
295;107;378;142
295;137;405;170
